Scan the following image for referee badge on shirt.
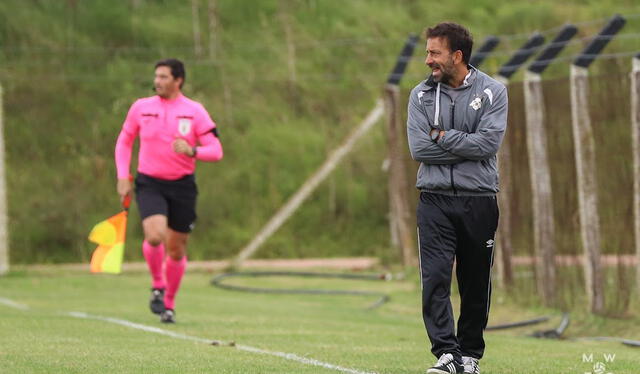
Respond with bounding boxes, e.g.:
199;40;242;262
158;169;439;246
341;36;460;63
178;119;192;136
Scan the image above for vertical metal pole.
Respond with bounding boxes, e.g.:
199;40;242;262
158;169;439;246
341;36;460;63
631;55;640;298
0;83;8;276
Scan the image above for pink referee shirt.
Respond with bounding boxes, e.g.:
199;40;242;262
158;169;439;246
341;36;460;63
115;93;223;180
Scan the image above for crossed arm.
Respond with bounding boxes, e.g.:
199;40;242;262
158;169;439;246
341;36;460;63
406;86;508;163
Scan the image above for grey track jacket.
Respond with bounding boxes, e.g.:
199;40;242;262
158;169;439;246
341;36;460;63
407;67;508;196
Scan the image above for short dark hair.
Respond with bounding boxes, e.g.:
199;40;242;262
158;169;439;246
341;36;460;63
155;58;186;88
426;22;473;65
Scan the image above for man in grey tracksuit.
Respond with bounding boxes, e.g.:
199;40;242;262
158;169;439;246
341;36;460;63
407;22;507;374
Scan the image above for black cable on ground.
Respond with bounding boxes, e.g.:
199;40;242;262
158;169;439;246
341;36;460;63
528;313;640;348
485;316;550;331
573;336;640;347
211;271;391;310
530;312;570;339
212;274;640;347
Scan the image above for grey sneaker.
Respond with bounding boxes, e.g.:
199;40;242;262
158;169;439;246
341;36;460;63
160;308;176;324
462;356;480;374
149;288;165;315
427;353;464;374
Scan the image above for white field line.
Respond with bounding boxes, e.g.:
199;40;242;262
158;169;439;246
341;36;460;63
67;311;214;345
0;297;378;374
235;344;378;374
0;296;29;310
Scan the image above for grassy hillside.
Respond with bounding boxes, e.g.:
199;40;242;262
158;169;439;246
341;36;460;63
1;0;640;270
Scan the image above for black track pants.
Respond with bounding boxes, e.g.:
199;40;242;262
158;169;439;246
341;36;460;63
416;192;499;360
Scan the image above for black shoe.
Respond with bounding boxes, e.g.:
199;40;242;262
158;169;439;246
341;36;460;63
427;353;464;374
149;288;165;315
160;309;175;324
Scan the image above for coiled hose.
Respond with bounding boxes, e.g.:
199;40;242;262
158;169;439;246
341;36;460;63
211;271;391;310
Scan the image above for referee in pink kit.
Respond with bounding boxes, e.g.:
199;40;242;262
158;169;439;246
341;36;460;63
115;58;223;323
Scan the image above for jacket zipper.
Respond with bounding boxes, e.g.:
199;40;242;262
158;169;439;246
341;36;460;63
449;101;457;195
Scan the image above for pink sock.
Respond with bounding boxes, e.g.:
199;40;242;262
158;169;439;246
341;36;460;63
164;255;187;310
142;241;166;290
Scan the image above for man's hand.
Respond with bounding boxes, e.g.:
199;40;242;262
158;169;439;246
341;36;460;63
117;178;132;204
430;128;446;143
173;138;195;157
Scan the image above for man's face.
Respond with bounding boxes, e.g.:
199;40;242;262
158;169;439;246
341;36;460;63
425;37;457;84
154;66;181;98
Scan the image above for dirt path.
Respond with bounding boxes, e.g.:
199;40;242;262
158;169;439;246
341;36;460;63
15;254;639;274
20;257;381;273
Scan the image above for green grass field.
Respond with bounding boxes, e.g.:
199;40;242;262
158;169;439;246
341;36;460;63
1;267;639;374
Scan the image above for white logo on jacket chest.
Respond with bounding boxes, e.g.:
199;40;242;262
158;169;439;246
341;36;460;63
178;119;192;136
470;97;482;111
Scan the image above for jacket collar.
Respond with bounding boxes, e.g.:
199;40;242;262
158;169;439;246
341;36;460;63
422;65;478;91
